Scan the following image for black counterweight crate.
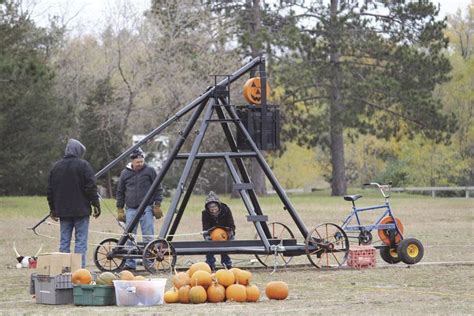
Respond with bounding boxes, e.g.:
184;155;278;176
236;106;280;151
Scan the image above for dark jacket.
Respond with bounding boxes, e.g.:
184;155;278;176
202;203;235;233
47;139;99;218
116;163;163;209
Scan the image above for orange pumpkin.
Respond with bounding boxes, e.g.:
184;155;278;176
172;271;190;289
118;270;134;280
164;287;179;303
246;284;260;302
243;77;271;105
189;285;207;304
265;281;289;300
71;268;92;285
178;285;191;304
210;227;228;241
190;270;213;289
207;282;226;303
215;269;235;287
235;269;252;286
226;284;247;302
188;262;212;277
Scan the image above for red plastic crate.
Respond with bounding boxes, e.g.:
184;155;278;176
347;245;376;269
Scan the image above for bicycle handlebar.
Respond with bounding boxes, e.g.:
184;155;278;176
363;182;392;198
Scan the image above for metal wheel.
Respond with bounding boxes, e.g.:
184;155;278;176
397;238;424;264
379;246;402;264
142;239;177;274
254;222;295;268
94;238;126;272
305;223;349;269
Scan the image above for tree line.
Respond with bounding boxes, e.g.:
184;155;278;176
0;0;472;197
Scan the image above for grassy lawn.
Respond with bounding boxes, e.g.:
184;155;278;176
0;193;472;314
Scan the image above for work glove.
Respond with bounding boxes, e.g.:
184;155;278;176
226;228;235;240
203;230;211;241
91;200;101;218
50;210;58;222
153;203;163;219
117;208;125;222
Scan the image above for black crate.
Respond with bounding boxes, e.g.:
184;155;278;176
236;106;280;151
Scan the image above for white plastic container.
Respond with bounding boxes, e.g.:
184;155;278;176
113;279;167;306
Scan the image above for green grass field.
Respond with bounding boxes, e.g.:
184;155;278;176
0;193;473;314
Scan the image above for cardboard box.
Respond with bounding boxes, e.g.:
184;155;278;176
36;253;81;276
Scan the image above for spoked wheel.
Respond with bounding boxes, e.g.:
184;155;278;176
142;239;177;274
94;238;126;272
305;223;349;269
379;246;402;264
254;222;295;268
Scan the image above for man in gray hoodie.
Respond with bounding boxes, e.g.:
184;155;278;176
47;139;101;268
116;148;163;270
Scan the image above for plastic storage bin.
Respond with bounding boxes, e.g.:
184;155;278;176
33;274;74;305
73;284;116;306
113;279;166;306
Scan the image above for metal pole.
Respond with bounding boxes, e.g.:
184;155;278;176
167;159;206;241
117;99;209;246
159;100;216;238
225;105;309;238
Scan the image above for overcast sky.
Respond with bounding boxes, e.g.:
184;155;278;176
23;0;473;35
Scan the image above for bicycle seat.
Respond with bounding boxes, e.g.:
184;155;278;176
343;194;362;202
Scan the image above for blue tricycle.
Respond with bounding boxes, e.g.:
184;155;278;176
340;182;424;264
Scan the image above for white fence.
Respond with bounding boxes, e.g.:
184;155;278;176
391;186;474;198
268;186;474;198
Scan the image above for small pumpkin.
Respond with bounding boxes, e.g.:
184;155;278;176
172;271;190;289
215;269;235;287
190;270;213;289
265;281;289;300
178;285;191;304
133;275;146;281
188;262;212;277
96;272;117;286
235;269;252;286
210;227;228;241
207;282;226;303
164;287;179;303
189;285;207;304
118;270;134;280
71;268;92;285
246;284;260;302
226;284;247;302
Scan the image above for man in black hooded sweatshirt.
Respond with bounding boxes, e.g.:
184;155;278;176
202;191;235;270
47;139;100;268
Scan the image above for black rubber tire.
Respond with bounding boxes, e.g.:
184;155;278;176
397;238;424;264
379;246;402;264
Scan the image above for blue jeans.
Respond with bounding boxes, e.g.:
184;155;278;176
205;236;233;269
125;206;154;268
59;216;90;268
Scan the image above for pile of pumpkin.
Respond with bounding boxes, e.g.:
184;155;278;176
164;262;288;304
71;268;146;285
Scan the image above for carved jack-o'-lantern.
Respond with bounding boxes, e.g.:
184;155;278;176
243;77;271;105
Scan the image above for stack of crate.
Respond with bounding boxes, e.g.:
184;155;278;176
347;245;376;269
30;273;74;304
